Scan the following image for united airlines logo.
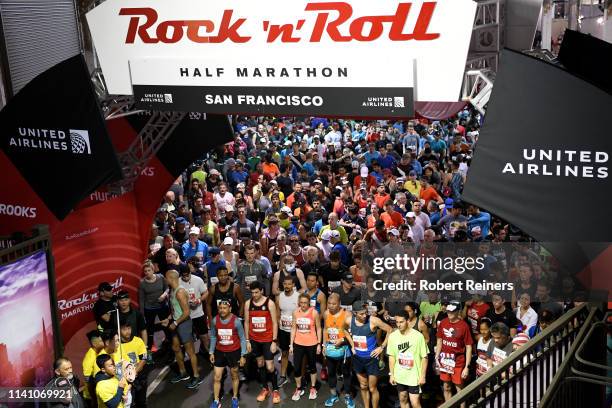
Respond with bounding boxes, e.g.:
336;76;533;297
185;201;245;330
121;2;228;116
69;129;92;154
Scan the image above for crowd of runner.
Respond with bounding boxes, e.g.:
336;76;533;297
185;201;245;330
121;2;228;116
78;110;586;408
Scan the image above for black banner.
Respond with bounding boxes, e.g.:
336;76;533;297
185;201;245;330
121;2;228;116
462;50;611;242
559;29;612;95
0;54;121;220
133;86;414;118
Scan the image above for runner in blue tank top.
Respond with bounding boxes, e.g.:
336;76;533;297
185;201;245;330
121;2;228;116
345;300;392;408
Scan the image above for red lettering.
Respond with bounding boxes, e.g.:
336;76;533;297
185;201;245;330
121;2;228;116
119;8;250;44
305;1;440;42
185;20;215;43
209;10;251;43
120;7;159;43
305;2;353;42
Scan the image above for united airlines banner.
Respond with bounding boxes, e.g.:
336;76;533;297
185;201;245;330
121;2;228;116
462;50;612;243
0;55;121;233
86;0;478;115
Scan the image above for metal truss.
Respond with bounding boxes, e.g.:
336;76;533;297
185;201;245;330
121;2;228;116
461;69;495;116
473;0;503;29
107;110;186;194
90;67;185;193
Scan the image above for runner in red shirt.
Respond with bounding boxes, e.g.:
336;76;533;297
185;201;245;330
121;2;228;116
462;293;490;340
435;301;473;408
245;281;280;404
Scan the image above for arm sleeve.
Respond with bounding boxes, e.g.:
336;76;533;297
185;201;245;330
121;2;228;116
235;318;248;355
209;318;217;353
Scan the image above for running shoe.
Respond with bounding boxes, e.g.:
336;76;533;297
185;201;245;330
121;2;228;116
325;395;339;406
231;397;239;408
278;376;289;387
272;390;281;404
345;395;356;408
256;388;270;402
186;376;204;389
210;400;221;408
309;386;318;400
291;388;304;401
170;372;190;384
320;367;328;381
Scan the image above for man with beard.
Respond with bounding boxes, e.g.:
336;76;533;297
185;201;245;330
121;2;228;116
45;358;86;408
178;265;209;357
235;244;268;300
208;301;247;408
319;251;348;296
275;274;300;387
153;235;183;274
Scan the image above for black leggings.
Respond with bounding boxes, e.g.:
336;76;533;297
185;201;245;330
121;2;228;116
327;356;352;395
144;306;170;348
293;344;318;376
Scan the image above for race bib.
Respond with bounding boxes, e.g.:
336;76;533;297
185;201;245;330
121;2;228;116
439;353;456;373
327;328;340;342
398;351;415;369
343;305;353;312
367;305;378;315
280;315;292;331
210;276;219;286
476;357;489;376
296;317;311;332
353;335;368;352
310;298;317;308
245;275;257;284
218;328;234;346
328;281;341;290
492;347;507;366
251;316;267;332
196;251;204;258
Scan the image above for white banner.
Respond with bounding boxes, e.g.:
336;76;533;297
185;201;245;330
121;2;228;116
87;0;477;101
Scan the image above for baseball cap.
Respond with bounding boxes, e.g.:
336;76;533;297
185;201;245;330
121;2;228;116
512;332;530;347
225;204;235;212
175;217;187;225
189;226;201;235
117;290;130;300
471;226;482;234
330;230;341;238
445;198;454;209
313;179;323;185
341;273;354;283
209;246;221;255
446;301;461;312
209;169;220;176
281;206;292;215
388;228;400;236
360;166;369;178
321;230;332;241
352;300;366;312
407;212;416;218
98;282;113;292
351;160;360;169
223;237;234;246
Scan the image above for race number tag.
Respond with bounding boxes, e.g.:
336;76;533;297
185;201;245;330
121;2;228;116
439;353;456;373
280;315;292;331
476;357;489;376
187;288;196;302
328;327;340;342
398;351;415;369
343;305;353;312
353;335;368;352
328;281;341;290
245;275;257;284
210;276;219;286
218;328;234;346
310;298;317;308
492;347;508;366
296;317;311;332
251;316;266;332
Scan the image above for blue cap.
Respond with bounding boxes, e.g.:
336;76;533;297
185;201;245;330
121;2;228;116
445;198;454;209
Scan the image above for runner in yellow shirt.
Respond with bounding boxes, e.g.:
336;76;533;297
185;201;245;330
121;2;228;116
82;330;105;403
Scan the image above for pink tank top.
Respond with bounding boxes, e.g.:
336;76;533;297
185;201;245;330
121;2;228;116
294;307;318;346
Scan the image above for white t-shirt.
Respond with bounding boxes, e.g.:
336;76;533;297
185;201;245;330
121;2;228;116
179;275;207;319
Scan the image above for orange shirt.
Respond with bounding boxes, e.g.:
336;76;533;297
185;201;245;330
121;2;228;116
419;187;442;206
262;162;280;177
374;193;390;209
294;307;318;346
381;211;404;228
